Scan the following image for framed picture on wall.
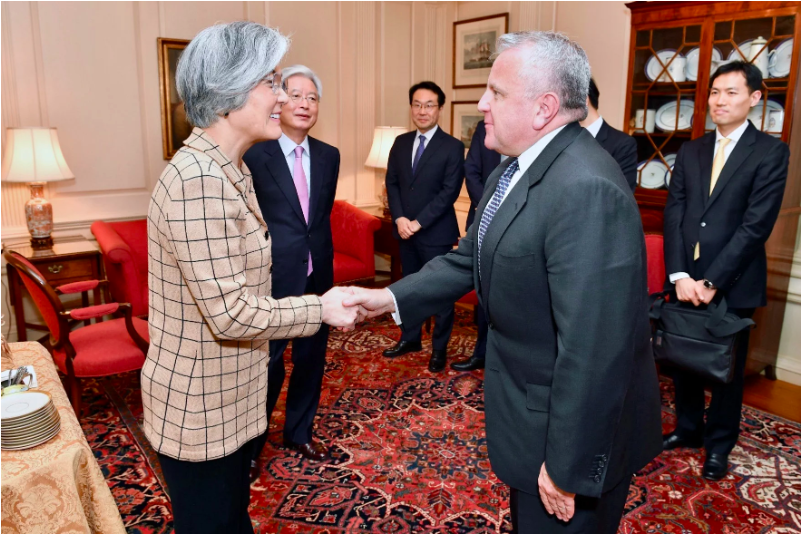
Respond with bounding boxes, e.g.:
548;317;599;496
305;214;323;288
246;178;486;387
451;101;482;152
158;38;192;160
453;13;509;89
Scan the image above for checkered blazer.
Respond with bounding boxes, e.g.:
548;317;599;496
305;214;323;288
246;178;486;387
144;128;322;461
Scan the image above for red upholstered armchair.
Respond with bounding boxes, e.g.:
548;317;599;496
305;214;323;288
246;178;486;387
3;250;149;415
90;219;148;317
645;233;666;295
331;200;381;284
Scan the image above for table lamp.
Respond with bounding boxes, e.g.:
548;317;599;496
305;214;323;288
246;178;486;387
1;128;74;247
365;126;407;217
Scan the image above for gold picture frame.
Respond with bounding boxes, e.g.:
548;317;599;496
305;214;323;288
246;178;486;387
157;38;191;160
453;13;509;89
451;101;482;152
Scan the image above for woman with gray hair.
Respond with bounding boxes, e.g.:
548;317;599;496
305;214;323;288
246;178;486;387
144;21;358;533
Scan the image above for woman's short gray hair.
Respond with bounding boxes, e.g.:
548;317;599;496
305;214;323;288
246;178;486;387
496;31;590;121
176;21;289;127
281;65;323;100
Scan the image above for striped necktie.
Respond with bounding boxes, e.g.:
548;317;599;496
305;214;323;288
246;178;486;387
478;158;519;273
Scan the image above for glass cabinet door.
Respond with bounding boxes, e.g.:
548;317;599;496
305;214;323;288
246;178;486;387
710;13;796;138
630;24;703;191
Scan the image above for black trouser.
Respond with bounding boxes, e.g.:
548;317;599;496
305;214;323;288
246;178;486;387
671;307;755;455
253;275;329;461
158;439;257;534
509;474;632;534
398;239;455;351
472;305;488;360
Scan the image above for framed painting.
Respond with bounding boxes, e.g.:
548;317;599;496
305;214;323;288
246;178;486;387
452;13;509;89
451;101;482;152
158;38;191;160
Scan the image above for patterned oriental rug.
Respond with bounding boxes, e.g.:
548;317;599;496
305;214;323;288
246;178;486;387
77;309;800;534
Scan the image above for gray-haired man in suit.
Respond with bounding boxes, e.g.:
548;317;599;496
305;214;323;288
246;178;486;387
343;31;662;533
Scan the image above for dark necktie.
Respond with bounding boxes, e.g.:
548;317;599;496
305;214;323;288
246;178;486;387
411;134;426;175
478;158;519;273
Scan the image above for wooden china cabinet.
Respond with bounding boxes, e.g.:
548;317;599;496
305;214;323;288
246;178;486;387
625;1;801;377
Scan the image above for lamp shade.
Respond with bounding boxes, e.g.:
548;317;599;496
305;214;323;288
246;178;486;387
364;126;407;169
2;127;74;183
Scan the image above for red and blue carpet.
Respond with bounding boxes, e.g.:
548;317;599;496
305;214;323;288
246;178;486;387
78;309;800;533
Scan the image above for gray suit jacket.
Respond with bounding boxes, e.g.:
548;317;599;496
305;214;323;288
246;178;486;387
389;122;662;497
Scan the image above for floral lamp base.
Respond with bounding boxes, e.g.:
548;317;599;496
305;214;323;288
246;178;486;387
25;183;54;248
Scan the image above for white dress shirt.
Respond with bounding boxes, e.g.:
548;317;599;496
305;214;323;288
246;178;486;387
389;125;566;323
585;116;604;138
670;118;750;283
278;133;311;191
411;125;439;166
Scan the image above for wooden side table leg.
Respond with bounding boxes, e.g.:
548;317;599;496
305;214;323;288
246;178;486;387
8;267;28;342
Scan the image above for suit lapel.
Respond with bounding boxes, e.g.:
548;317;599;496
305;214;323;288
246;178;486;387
476;122;584;311
411;128;446;183
595;120;610;146
307;137;324;227
264;142;306;225
698;133;716;201
705;123;757;212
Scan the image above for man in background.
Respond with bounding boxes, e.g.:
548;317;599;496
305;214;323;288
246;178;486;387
382;81;465;373
450;120;502;372
244;65;340;475
579;78;638;192
662;61;789;481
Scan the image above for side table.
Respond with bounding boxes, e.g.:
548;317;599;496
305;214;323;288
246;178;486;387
374;216;402;282
3;240;104;341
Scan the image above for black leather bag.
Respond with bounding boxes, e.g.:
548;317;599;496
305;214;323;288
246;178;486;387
649;292;755;384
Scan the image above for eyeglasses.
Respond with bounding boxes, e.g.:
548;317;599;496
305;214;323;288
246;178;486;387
288;92;319;105
263;72;283;94
411;103;439;111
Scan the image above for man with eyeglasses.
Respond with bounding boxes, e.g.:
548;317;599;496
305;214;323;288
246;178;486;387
243;65;340;477
383;81;465;373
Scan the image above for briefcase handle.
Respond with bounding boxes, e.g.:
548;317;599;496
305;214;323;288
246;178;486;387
648;291;754;338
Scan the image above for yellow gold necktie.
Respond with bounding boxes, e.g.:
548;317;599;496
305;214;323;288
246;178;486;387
695;137;731;260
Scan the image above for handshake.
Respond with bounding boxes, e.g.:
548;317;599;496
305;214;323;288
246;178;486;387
319;286;397;330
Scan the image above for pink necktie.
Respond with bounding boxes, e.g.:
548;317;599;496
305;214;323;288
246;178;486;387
294;146;313;276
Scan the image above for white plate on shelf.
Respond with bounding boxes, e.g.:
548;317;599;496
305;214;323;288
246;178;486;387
727;40;753;62
685;46;723;81
638;159;669;190
663;154;677;187
656;100;695;131
769;38;793;78
646;49;681;81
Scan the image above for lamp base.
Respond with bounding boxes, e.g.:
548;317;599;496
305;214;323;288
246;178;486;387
30;236;54;249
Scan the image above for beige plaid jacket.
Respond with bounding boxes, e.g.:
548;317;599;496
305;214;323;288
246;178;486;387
143;128;322;461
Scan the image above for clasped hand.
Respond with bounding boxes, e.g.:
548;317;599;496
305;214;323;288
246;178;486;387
320;286;397;330
675;278;716;306
396;217;421;240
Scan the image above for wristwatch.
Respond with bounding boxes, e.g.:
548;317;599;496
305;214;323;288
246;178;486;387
703;279;716;290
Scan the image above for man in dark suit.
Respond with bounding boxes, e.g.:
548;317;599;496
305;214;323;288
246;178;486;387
451;120;502;372
662;61;789;481
243;65;340;473
345;32;662;533
579;78;638;192
382;81;465;373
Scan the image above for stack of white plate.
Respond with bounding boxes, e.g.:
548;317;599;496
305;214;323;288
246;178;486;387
1;391;61;450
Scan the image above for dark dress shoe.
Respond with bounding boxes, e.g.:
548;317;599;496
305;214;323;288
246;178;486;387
382;341;422;358
428;350;447;373
284;439;329;462
249;460;259;484
450;355;485;371
662;432;703;451
703;453;729;481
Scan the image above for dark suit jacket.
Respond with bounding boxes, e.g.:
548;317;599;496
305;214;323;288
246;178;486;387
385;127;465;246
389;123;662;498
595;120;638;193
465;120;502;229
243;136;340;298
663;121;789;309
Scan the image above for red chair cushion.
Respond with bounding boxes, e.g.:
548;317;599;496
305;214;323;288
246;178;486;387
458;290;479;305
333;252;372;284
645;234;666;295
52;317;149;377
